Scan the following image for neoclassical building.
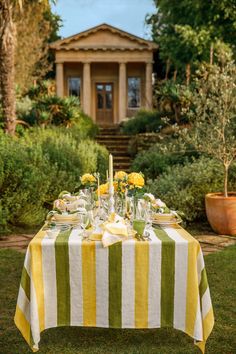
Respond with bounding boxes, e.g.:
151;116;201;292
51;24;158;125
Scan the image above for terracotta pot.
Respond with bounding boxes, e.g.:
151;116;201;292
205;192;236;235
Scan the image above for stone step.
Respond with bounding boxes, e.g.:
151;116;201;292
97;140;129;147
114;162;132;171
96;135;131;140
113;157;131;163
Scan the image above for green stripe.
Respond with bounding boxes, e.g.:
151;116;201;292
55;229;71;326
154;226;175;327
109;242;122;327
199;268;208;298
20;267;30;301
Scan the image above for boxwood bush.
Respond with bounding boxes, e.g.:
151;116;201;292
121;109;170;135
146;157;236;222
0;128;108;232
132;141;199;179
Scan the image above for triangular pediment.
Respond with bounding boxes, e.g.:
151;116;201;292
51;23;158;51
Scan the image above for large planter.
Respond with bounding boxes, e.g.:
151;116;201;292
205;192;236;235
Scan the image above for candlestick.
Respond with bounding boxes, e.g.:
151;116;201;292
108;154;115;213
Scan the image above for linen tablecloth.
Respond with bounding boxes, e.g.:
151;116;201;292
15;224;214;353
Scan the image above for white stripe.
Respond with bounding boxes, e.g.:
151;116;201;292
30;273;41;350
193;297;203;340
17;285;30;322
42;231;59;328
96;242;109;327
164;227;188;331
68;229;83;326
202;287;212;319
23;249;31;275
122;239;135;327
197;250;205;285
148;229;161;327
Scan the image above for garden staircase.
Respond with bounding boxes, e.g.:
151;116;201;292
96;126;132;172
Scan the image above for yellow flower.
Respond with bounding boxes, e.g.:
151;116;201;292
113;181;118;192
80;173;96;185
128;172;144;188
114;171;128;180
97;183;109;195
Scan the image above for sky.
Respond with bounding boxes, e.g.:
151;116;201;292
52;0;156;39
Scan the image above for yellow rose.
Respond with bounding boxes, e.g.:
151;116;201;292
114;171;128;180
128;172;144;188
80;173;96;185
97;183;108;195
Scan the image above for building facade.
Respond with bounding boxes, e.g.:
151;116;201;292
51;24;158;126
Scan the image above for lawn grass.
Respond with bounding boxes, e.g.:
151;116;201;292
0;246;235;354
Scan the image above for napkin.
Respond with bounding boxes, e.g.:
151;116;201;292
89;213;129;247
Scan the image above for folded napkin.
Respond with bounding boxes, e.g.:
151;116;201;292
89;213;129;247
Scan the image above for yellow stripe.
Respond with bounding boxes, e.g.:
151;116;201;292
135;240;149;328
175;226;200;336
196;307;215;353
82;241;96;326
30;229;46;332
14;305;31;346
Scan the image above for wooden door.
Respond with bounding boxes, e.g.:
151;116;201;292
96;83;113;125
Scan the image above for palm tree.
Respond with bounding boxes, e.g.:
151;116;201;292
0;0;21;135
0;0;54;135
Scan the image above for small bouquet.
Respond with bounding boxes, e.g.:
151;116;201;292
80;173;97;188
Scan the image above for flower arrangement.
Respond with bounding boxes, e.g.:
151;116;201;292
97;183;109;196
114;171;128;195
80;173;97;188
127;172;144;189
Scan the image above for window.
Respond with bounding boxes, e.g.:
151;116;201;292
68;77;81;98
128;77;141;108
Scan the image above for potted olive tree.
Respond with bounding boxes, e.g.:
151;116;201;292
184;58;236;235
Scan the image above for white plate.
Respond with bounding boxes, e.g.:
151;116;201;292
152;218;182;226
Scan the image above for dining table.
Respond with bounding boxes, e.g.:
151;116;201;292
14;222;214;353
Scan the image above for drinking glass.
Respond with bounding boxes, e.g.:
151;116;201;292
78;212;89;238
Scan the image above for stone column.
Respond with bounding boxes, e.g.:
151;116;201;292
119;62;127;122
145;62;153;109
83;62;91;116
56;62;64;97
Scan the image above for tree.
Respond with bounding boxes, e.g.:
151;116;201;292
0;0;57;135
15;1;61;91
183;59;236;197
0;0;19;135
146;0;236;83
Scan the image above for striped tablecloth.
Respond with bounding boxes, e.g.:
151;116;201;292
15;224;214;353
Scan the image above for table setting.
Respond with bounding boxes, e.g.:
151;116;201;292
14;154;214;353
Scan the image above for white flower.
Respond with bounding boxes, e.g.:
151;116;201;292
144;193;155;202
156;199;166;208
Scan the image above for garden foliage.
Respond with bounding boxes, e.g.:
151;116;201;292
132;140;199;180
121;109;169;135
146;157;236;222
0;128;108;232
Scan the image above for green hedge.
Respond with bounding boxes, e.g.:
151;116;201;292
146;157;236;222
132;141;199;179
0;128;108;232
121;109;170;135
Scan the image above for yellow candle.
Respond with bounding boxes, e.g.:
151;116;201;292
109;154;113;188
106;170;109;182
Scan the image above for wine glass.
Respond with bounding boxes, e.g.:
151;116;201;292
78;212;89;238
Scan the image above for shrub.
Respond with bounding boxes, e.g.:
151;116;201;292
121;109;169;135
132;140;199;179
146;157;236;222
0;127;108;232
